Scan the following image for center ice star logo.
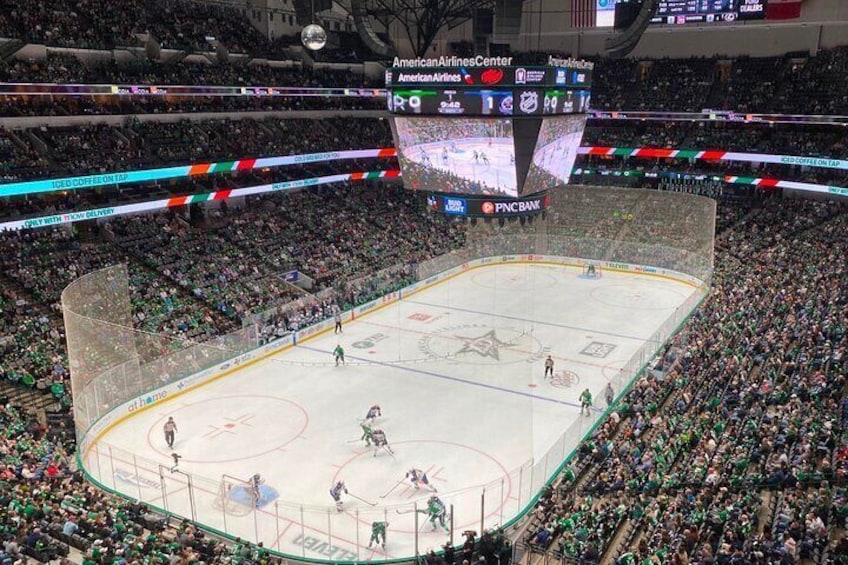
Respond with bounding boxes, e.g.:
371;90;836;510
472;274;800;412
454;329;509;360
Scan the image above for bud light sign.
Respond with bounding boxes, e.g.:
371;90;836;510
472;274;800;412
443;196;468;215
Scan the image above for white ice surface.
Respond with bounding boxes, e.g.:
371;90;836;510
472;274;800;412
86;263;699;560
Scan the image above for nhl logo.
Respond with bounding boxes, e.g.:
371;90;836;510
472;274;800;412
519;91;539;114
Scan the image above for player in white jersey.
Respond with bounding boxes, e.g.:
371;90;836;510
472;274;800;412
249;474;264;507
441;147;449;165
406;468;437;492
330;480;348;511
365;404;382;422
372;428;394;457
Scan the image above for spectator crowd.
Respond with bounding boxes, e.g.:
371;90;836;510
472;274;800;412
0;34;847;565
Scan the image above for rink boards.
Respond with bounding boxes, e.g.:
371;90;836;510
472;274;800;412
79;254;706;562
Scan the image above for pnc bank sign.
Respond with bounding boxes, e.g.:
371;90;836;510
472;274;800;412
481;199;544;215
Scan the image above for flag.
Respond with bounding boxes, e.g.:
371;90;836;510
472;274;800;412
572;0;597;28
766;0;802;20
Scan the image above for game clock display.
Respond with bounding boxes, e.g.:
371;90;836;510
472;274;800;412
653;0;767;24
387;88;590;117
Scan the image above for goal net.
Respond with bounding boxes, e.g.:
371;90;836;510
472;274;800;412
213;474;258;516
581;264;603;278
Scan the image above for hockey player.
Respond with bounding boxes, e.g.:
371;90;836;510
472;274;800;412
248;474;264;507
544;355;554;379
579;388;593;416
330;480;348;512
441;147;449;166
360;421;374;447
334;344;345;366
473;150;479;163
406;468;437;492
369;521;388;549
426;495;449;531
480;151;489;165
365;404;382;422
372;428;394;457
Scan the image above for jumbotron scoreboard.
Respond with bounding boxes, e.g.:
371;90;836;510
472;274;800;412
386;56;593;218
386;58;592;117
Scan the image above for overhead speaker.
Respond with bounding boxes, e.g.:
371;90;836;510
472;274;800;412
351;0;396;58
604;0;657;59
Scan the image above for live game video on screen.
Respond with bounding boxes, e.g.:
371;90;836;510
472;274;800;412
392;117;518;198
523;115;587;194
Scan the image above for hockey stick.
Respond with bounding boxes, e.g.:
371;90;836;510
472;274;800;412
346;438;365;444
347;492;377;507
396;508;428;515
379;480;404;498
382;445;396;459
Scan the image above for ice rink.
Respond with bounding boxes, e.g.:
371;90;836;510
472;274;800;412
85;263;702;560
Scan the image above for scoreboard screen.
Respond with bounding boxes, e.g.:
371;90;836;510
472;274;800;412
653;0;767;24
386;66;592;88
388;88;591;117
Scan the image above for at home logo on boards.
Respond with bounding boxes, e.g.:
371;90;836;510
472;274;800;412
127;391;168;412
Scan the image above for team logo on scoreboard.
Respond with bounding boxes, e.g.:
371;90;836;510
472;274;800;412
515;68;527;84
499;95;513;114
480;68;505;85
555;69;567;85
519;91;539;114
481;201;495;214
427;194;439;211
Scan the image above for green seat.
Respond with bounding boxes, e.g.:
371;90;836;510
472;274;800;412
22;374;36;387
51;383;65;397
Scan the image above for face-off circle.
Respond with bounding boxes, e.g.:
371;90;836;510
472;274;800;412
419;323;547;366
331;440;512;534
147;395;308;463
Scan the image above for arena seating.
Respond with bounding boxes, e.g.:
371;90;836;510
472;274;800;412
2;196;848;564
0;117;393;183
1;38;848;563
